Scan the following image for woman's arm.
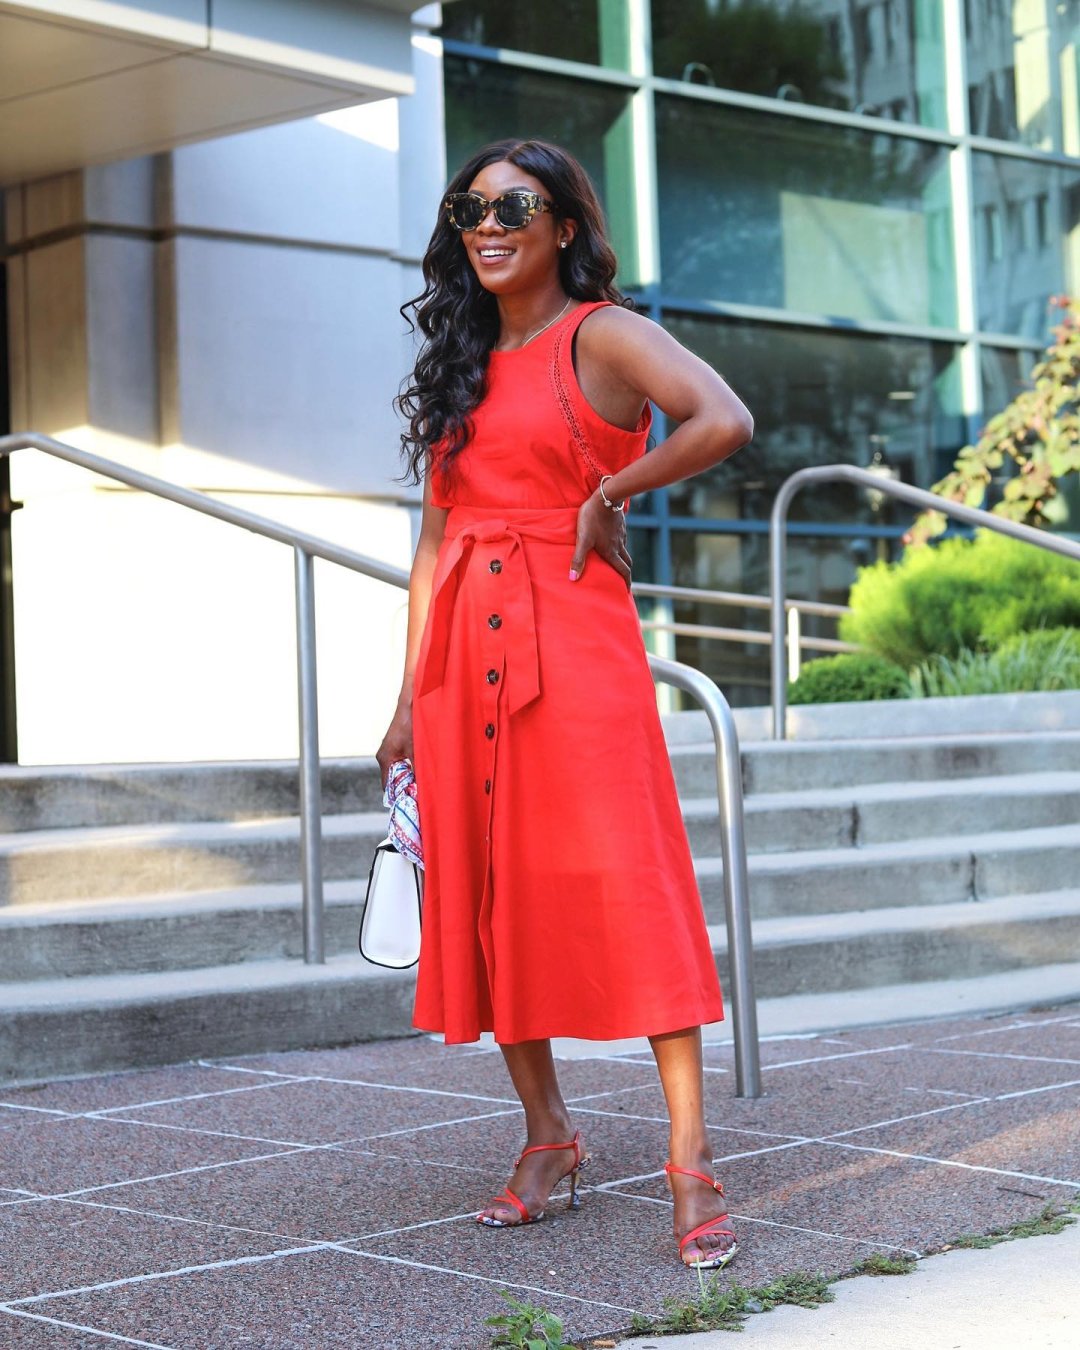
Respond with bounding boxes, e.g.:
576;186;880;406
376;463;448;784
568;307;753;588
578;305;754;505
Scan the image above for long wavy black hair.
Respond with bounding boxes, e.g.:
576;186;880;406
394;138;632;486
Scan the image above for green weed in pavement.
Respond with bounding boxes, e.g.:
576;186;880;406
487;1290;580;1349
849;1252;919;1276
626;1269;833;1336
944;1198;1079;1252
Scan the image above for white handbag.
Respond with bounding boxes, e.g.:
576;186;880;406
359;836;423;969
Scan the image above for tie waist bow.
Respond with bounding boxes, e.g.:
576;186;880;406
416;506;579;716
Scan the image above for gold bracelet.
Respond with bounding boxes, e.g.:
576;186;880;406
598;475;626;513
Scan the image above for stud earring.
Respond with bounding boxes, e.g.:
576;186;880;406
560;240;569;249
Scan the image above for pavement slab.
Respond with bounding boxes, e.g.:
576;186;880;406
0;1064;284;1117
0;1198;307;1303
0;1116;302;1196
1;1002;1077;1348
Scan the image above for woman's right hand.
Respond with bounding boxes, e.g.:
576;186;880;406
376;702;414;790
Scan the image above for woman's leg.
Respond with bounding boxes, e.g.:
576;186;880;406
477;1038;581;1224
650;1025;736;1265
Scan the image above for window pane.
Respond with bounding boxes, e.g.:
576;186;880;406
655;97;956;326
966;0;1070;151
972;152;1080;339
438;0;632;72
980;344;1036;413
443;55;641;287
661;313;965;522
652;0;947;129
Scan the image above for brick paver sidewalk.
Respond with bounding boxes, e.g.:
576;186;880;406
1;1003;1078;1347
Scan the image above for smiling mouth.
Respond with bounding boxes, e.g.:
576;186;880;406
476;247;515;261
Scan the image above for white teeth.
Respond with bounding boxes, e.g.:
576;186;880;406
480;249;513;257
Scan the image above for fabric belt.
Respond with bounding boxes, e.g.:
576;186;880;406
416;505;579;716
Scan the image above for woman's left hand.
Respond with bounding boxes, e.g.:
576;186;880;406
570;490;633;590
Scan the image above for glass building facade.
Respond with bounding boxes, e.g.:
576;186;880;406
438;0;1079;704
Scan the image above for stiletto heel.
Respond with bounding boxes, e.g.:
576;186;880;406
477;1129;589;1227
664;1161;738;1270
568;1151;591;1209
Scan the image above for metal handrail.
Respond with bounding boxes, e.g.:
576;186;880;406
1;431;761;1095
633;580;850;619
769;464;1080;739
650;654;760;1097
633;581;855;682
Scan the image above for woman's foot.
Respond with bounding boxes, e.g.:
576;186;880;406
666;1152;737;1267
477;1121;586;1226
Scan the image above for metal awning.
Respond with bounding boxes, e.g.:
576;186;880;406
0;1;430;187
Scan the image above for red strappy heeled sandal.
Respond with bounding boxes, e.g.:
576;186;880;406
664;1162;739;1270
477;1129;591;1227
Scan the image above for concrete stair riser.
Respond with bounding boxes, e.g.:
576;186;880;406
0;896;364;981
854;785;1080;846
0;962;419;1085
736;735;1080;796
723;906;1080;998
697;853;975;920
697;830;1080;920
693;779;1080;855
0;762;385;833
0;819;388;907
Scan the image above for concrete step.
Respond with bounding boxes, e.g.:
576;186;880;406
0;954;419;1086
722;889;1080;997
0;881;365;981
7;729;1079;834
4;891;1078;1085
694;771;1080;855
727;731;1080;797
696;822;1080;919
0;759;386;833
0;811;389;906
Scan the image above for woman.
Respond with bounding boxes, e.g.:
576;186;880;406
377;138;753;1271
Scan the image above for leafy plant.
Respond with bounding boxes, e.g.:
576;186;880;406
788;652;910;705
907;295;1080;545
628;1269;833;1336
910;628;1080;698
487;1291;578;1350
840;529;1080;668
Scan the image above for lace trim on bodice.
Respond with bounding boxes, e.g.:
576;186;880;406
550;304;611;486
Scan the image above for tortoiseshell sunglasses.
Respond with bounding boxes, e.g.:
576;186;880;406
443;190;555;232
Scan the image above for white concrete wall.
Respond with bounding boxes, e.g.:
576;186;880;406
7;21;446;765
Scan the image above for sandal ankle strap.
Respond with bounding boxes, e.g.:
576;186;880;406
664;1161;724;1195
515;1129;583;1170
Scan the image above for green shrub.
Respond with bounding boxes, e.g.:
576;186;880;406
840;530;1080;668
788;653;910;704
911;627;1080;697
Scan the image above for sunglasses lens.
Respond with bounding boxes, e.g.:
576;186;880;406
448;196;484;231
495;194;531;228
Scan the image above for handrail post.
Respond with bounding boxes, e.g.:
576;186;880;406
768;474;799;740
650;654;762;1098
294;546;325;964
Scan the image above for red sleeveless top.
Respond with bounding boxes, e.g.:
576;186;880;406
430;299;652;509
411;299;724;1045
